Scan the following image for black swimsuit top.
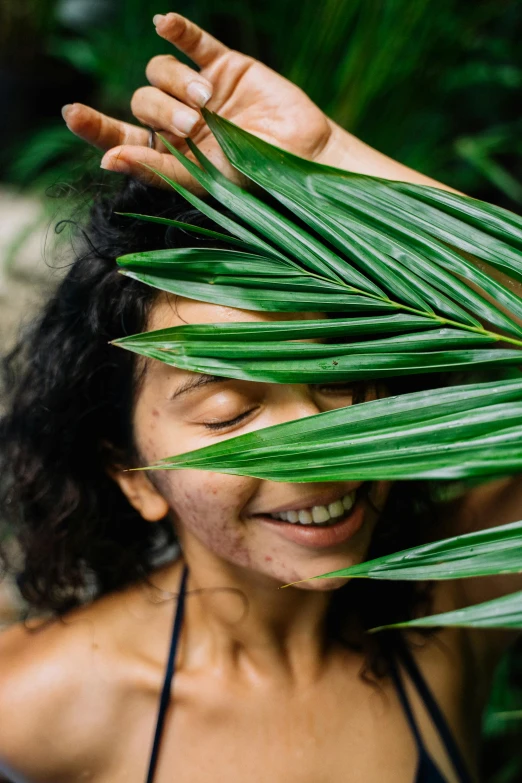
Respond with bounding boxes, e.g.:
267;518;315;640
145;566;473;783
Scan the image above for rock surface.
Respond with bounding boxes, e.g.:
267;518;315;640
0;186;65;350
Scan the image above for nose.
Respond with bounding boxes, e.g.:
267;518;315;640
268;384;322;427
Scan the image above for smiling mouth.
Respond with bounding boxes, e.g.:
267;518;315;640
260;489;359;528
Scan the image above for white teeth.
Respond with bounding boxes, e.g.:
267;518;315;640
343;493;355;511
268;489;359;526
328;500;344;518
312;506;330;524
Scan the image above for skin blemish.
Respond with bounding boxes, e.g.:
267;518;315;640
121;296;388;589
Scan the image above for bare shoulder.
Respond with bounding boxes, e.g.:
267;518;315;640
0;593;135;782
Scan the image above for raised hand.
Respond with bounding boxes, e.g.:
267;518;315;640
62;13;336;192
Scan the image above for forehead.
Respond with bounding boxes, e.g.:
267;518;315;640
138;295;321;389
146;294;319;330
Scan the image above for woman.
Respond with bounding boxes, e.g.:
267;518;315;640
0;12;521;783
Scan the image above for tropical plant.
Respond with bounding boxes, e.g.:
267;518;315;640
2;2;520;774
111;114;522;635
4;0;521;211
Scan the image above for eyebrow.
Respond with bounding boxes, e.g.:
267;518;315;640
169;374;224;401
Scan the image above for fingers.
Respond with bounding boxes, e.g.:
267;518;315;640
131;85;203;139
62;103;149;151
101;145;168;188
61;98;207;193
146;54;213;109
99;144;204;194
153;12;229;68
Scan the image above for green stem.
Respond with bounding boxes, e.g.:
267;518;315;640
431;317;522;349
304;270;522;349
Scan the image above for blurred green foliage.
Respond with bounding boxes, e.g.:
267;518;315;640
1;0;521;778
484;640;522;783
3;0;522;211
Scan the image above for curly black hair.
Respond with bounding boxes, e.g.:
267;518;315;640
0;176;439;652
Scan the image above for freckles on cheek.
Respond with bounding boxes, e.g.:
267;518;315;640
167;473;255;568
136;425;169;466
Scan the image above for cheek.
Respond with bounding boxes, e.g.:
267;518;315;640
158;469;258;566
133;405;260;564
137;407;166;461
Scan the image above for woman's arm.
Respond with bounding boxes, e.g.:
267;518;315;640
62;13;454;194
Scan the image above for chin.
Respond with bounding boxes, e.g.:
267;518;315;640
289;575;351;592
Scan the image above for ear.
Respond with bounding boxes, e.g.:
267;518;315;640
109;467;170;522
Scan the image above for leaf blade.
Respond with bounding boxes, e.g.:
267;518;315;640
373;591;522;631
312;520;522;581
145;379;522;481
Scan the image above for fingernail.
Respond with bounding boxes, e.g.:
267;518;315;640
61;104;73;122
186;82;212;108
172;109;198;136
153;14;165;25
100;153;130;173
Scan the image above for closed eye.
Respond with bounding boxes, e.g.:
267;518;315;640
203;409;256;431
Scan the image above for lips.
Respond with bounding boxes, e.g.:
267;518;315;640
251;486;368;549
255;486;363;526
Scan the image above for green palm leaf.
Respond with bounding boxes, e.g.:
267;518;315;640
114;314;438;341
390;183;522;256
115;337;522;384
318;184;522;328
114;211;264;253
370;181;522;278
116;325;496;359
202;113;522;334
115;116;522;631
140;378;522;481
373;591;522;631
119;269;390;313
132;168;289;262
120;122;522;352
151;136;380;292
304;520;522;582
203;111;522;280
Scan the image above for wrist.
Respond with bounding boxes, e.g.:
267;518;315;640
316;120;458;193
314;121;358;171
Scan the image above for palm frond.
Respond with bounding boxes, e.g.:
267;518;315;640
115;120;522;477
373;591;522;632
136;378;522;481
114;116;522;631
301;519;522;582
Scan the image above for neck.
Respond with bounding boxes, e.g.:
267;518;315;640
158;539;335;684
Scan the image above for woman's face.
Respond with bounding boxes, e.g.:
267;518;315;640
123;295;389;589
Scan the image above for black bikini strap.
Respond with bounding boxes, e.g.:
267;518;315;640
394;635;473;783
145;565;189;783
387;649;426;752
